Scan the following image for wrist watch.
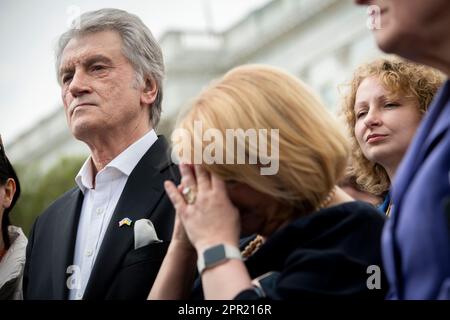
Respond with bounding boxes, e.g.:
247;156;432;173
197;243;242;275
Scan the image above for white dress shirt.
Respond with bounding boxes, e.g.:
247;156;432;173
68;130;158;300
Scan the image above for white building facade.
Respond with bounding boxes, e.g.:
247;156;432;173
7;0;383;172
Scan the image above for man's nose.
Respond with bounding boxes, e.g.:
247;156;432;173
69;70;92;97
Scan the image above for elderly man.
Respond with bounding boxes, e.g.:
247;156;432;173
23;8;179;300
355;0;450;299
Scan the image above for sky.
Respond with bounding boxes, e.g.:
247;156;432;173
0;0;271;144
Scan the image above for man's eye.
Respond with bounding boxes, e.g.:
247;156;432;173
62;75;73;84
91;65;106;72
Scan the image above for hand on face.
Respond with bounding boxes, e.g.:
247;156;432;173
164;164;240;252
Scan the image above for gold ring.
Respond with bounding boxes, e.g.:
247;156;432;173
182;186;197;204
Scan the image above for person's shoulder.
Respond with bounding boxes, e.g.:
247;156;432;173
139;135;180;177
37;187;80;221
279;201;384;245
8;225;28;245
29;187;80;234
326;200;385;222
288;201;385;239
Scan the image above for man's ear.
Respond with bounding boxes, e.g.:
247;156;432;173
140;76;158;106
2;178;16;209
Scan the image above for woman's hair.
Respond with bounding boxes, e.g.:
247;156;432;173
341;58;444;195
174;64;349;219
0;136;21;250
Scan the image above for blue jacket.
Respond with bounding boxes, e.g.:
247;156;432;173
383;80;450;299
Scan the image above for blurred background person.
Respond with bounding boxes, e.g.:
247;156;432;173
341;58;443;215
149;65;386;300
354;0;450;299
0;135;27;300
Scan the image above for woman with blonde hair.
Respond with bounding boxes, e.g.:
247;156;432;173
342;58;444;215
149;65;386;300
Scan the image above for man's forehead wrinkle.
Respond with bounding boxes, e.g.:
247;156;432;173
60;51;97;75
59;57;78;77
60;40;120;72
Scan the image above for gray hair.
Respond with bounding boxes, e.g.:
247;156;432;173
55;8;165;128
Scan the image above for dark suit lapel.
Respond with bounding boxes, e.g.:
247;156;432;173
83;136;174;299
51;188;83;299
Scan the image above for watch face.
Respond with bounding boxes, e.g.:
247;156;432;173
204;244;226;266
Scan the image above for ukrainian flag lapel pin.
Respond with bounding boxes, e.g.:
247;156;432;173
119;217;132;227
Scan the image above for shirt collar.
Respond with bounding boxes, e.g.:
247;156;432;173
75;129;158;193
75;157;95;193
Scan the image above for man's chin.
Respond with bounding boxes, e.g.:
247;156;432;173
70;122;97;141
374;27;417;60
374;29;401;54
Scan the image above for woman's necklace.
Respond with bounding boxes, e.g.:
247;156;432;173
241;235;264;258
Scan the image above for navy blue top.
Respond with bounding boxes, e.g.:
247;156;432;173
377;192;391;215
192;201;387;300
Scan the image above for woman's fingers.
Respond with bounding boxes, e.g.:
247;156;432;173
164;180;187;212
211;172;226;191
180;163;197;189
195;164;211;191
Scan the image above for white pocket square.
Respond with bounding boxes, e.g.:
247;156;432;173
134;218;162;249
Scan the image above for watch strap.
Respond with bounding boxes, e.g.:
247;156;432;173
197;244;242;275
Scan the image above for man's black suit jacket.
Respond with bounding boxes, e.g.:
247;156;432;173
23;136;180;300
